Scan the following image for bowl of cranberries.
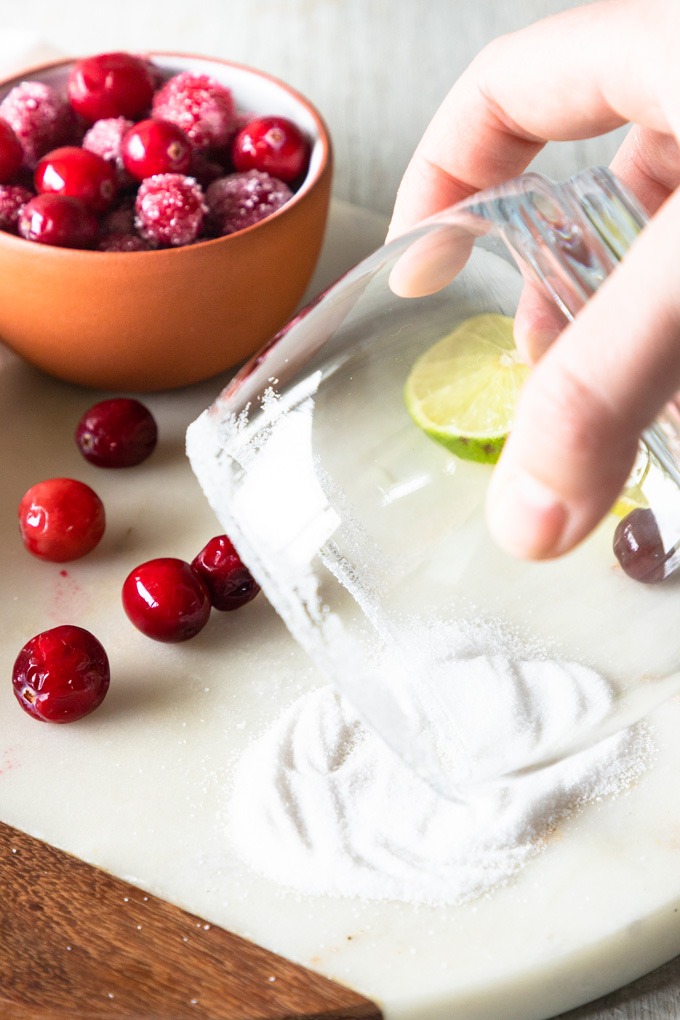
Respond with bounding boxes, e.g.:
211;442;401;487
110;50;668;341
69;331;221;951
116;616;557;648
0;50;332;390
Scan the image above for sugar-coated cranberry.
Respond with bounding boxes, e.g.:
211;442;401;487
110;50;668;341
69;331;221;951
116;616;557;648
13;625;110;723
67;52;155;124
82;116;135;185
35;146;117;214
121;118;192;181
231;116;310;183
75;397;158;467
0;81;74;168
134;173;206;247
191;535;260;611
206;170;292;236
18;477;105;562
122;557;211;642
0;118;23;182
613;507;672;583
0;184;33;233
152;71;235;151
97;232;152;252
100;196;135;235
18;193;99;248
191;151;227;188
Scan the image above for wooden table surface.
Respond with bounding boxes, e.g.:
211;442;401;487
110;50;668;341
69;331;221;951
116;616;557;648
0;1;677;1017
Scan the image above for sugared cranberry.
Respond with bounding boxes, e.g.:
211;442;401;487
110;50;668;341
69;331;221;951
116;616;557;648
13;625;110;723
100;196;135;235
97;232;152;252
231;116;310;183
18;477;105;562
191;535;260;611
152;71;235;151
206;170;292;235
134;173;206;246
35;146;117;214
75;397;158;467
67;52;155;124
0;118;23;182
613;507;672;583
0;184;33;233
122;558;211;642
82;116;135;184
121;118;192;181
18;193;98;248
191;151;227;188
0;81;74;168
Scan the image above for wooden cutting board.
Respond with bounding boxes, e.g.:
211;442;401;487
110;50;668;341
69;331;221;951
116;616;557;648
0;819;380;1019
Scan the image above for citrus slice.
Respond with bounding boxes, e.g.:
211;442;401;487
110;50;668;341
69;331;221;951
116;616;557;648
404;313;530;464
610;446;650;517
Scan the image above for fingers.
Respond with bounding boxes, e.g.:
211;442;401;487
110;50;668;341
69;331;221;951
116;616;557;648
388;0;677;242
486;185;680;560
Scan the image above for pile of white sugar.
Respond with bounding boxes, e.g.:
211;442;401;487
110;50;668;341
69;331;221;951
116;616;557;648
227;618;652;906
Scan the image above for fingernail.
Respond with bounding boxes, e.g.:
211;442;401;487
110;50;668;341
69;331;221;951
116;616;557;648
487;471;568;559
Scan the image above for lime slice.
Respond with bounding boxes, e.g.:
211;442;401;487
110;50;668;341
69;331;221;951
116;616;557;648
404;313;530;464
611;446;650;517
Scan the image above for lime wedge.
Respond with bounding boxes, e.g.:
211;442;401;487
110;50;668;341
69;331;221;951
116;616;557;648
404;313;530;464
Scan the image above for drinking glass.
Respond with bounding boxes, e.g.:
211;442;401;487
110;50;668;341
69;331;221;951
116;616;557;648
188;167;680;799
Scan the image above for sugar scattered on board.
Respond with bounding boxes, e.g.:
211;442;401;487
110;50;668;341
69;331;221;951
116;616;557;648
227;618;653;906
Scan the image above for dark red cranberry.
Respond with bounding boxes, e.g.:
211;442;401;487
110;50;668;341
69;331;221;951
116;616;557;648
13;625;110;723
0;118;23;182
67;52;155;124
35;146;117;214
18;478;105;562
191;535;260;611
231;116;310;183
18;193;98;248
75;397;158;467
121;118;192;181
613;507;672;584
122;558;211;642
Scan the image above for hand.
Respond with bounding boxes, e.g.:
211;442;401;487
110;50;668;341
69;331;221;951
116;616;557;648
388;0;680;561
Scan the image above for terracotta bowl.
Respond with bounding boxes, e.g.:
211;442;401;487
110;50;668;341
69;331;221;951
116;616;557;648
0;53;333;391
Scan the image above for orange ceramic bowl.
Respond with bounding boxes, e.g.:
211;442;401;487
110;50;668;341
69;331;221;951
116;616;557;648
0;53;332;391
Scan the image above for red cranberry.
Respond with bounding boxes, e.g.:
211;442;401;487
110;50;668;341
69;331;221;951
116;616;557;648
18;193;98;248
231;116;310;183
191;535;260;611
35;146;117;214
152;72;235;151
122;558;211;642
18;478;105;562
13;625;110;723
0;118;23;182
613;507;672;583
121;118;192;181
75;397;158;467
134;173;207;247
67;52;155;124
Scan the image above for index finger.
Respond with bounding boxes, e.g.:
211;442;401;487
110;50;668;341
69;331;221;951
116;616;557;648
387;0;676;239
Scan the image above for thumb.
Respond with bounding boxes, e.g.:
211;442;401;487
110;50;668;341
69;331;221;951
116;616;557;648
486;186;680;560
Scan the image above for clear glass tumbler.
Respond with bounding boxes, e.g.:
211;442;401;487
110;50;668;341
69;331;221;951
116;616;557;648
188;167;680;800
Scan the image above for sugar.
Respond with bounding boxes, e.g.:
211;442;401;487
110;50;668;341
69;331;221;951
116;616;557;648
227;618;652;906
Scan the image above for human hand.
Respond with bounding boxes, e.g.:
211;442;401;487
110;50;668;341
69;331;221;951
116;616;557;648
387;0;680;562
